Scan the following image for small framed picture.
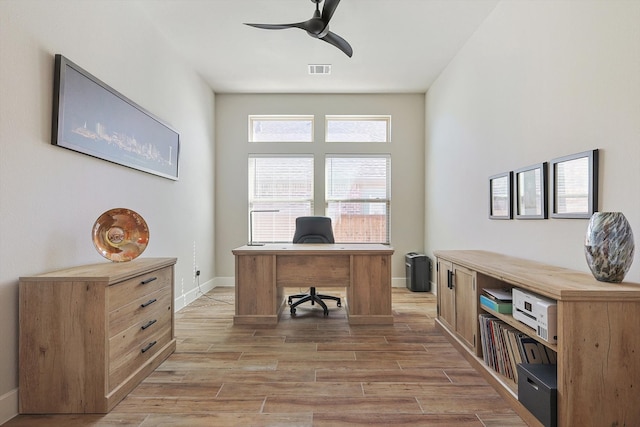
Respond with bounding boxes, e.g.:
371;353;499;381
514;162;548;219
550;149;598;219
489;172;512;219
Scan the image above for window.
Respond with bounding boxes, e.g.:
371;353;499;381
326;155;391;243
248;156;314;243
247;114;393;244
249;115;314;142
325;115;391;142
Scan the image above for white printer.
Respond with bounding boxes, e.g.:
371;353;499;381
512;288;557;344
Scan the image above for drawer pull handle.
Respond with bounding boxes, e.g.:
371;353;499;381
447;270;455;289
141;277;158;285
141;319;157;330
141;341;157;353
141;298;157;308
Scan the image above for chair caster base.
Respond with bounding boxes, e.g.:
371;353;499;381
288;287;341;318
289;307;331;317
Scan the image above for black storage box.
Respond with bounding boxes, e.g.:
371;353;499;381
517;363;557;427
405;253;431;292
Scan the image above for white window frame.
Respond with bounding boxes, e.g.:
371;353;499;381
325;115;391;143
248;115;314;143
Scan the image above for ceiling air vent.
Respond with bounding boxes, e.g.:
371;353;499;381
308;64;331;75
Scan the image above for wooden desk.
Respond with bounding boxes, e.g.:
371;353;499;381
232;244;394;325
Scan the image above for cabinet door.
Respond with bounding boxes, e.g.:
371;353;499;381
437;259;455;330
453;264;477;351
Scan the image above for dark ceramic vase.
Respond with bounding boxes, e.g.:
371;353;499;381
584;212;635;283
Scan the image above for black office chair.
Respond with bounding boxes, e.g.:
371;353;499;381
288;216;342;316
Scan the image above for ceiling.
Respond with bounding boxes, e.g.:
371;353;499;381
135;0;499;94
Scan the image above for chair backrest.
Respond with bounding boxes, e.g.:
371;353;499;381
292;216;335;243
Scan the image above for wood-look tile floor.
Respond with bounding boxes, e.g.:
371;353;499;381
6;287;527;426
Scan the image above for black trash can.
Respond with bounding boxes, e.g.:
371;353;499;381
405;252;431;292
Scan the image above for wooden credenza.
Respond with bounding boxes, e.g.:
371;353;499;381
435;250;640;427
19;257;177;414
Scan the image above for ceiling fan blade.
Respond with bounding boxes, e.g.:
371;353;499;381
321;0;341;24
244;21;311;31
321;31;353;57
244;23;294;30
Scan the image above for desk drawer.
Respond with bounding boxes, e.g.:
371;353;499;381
108;285;172;337
108;291;172;357
276;255;350;287
108;266;172;311
109;325;172;391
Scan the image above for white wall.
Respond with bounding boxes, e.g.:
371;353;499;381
0;1;215;422
215;94;426;283
425;1;640;280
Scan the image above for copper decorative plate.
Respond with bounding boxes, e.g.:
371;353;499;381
92;208;149;262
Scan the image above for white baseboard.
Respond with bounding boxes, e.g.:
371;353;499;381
174;277;217;311
392;277;406;287
0;388;18;425
214;276;235;287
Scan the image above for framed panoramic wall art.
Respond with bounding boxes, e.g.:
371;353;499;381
489;171;512;219
51;54;180;180
514;162;548;219
550;149;598;219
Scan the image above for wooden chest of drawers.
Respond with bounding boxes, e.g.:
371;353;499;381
18;258;177;413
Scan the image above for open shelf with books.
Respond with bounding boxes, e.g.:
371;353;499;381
480;304;558;354
478;311;556;380
435;250;640;427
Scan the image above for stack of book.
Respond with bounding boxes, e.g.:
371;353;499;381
479;314;556;383
480;288;513;313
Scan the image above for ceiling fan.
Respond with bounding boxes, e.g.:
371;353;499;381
244;0;353;58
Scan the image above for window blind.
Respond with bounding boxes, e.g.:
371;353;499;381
248;155;314;243
325;155;391;243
